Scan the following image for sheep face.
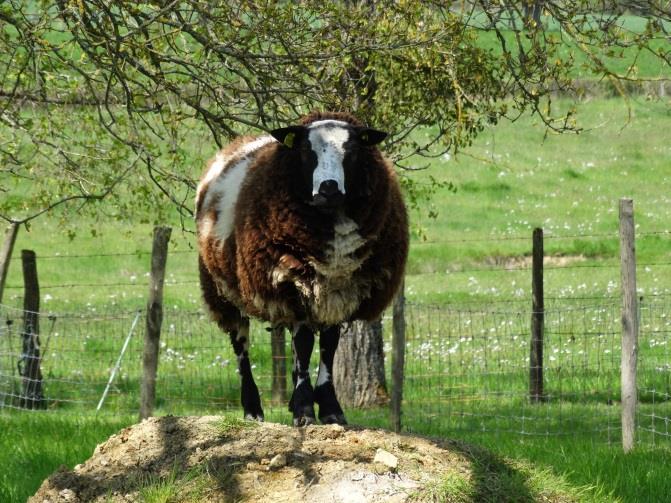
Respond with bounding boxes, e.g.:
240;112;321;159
271;120;387;210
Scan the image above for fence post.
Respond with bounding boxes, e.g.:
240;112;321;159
391;279;406;433
19;249;45;409
619;198;638;452
270;325;287;404
0;223;19;305
140;226;172;420
530;228;545;402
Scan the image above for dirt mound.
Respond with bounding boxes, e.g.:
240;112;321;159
30;416;577;503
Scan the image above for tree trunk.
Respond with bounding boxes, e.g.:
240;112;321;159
333;319;388;408
0;223;19;305
331;0;388;411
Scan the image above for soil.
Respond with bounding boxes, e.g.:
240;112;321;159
480;254;587;270
29;416;576;503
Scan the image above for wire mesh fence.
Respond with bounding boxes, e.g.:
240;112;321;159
1;296;669;446
402;301;623;440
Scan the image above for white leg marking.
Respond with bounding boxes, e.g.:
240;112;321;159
316;361;331;387
236;323;250;363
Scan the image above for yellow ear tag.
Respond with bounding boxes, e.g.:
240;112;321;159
284;132;295;148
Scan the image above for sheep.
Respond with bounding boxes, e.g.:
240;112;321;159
196;111;408;426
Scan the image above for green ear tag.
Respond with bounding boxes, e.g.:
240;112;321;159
284;132;295;148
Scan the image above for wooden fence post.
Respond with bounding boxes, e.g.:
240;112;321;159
530;227;545;403
619;198;638;452
19;249;45;409
0;223;19;305
391;279;406;433
140;226;171;420
270;325;287;404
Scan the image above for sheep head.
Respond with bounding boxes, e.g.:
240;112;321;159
271;120;387;210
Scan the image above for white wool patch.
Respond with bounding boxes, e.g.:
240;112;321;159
312;216;367;279
196;136;274;204
197;136;274;240
309;215;371;324
307;123;350;196
209;158;251;240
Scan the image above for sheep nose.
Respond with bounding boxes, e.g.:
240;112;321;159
314;179;344;209
318;180;340;197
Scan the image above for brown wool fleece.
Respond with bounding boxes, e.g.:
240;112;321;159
197;112;408;326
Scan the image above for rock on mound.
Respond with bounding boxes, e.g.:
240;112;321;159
30;416;577;503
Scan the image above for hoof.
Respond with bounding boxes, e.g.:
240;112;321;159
320;413;347;425
244;412;265;422
293;415;316;427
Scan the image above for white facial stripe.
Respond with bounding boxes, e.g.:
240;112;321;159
308;119;349;129
308;125;350;196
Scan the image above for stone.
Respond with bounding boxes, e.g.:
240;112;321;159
268;453;287;470
373;448;398;470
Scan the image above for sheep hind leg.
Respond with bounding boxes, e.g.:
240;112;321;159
314;325;347;425
230;317;264;421
289;323;316;426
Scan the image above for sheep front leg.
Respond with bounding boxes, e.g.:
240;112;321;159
229;318;264;421
289;323;316;426
314;325;347;425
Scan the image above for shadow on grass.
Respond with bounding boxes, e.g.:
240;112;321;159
440;439;554;503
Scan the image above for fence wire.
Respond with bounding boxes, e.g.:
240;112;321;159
1;298;669;446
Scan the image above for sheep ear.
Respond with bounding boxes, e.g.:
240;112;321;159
271;126;305;148
358;128;387;146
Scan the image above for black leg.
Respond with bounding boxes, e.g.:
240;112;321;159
314;325;347;425
289;323;316;426
229;318;264;421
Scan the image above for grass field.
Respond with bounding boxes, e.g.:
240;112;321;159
470;13;671;80
1;95;671;502
3;97;669;308
2;410;671;503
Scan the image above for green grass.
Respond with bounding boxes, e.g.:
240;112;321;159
411;442;593;503
0;413;135;503
2;98;670;308
3;410;667;502
469;13;671;80
1;96;671;502
4;298;668;501
455;433;671;503
213;415;259;437
137;463;208;503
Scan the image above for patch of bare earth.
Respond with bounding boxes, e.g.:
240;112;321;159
481;254;587;270
30;416;577;503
